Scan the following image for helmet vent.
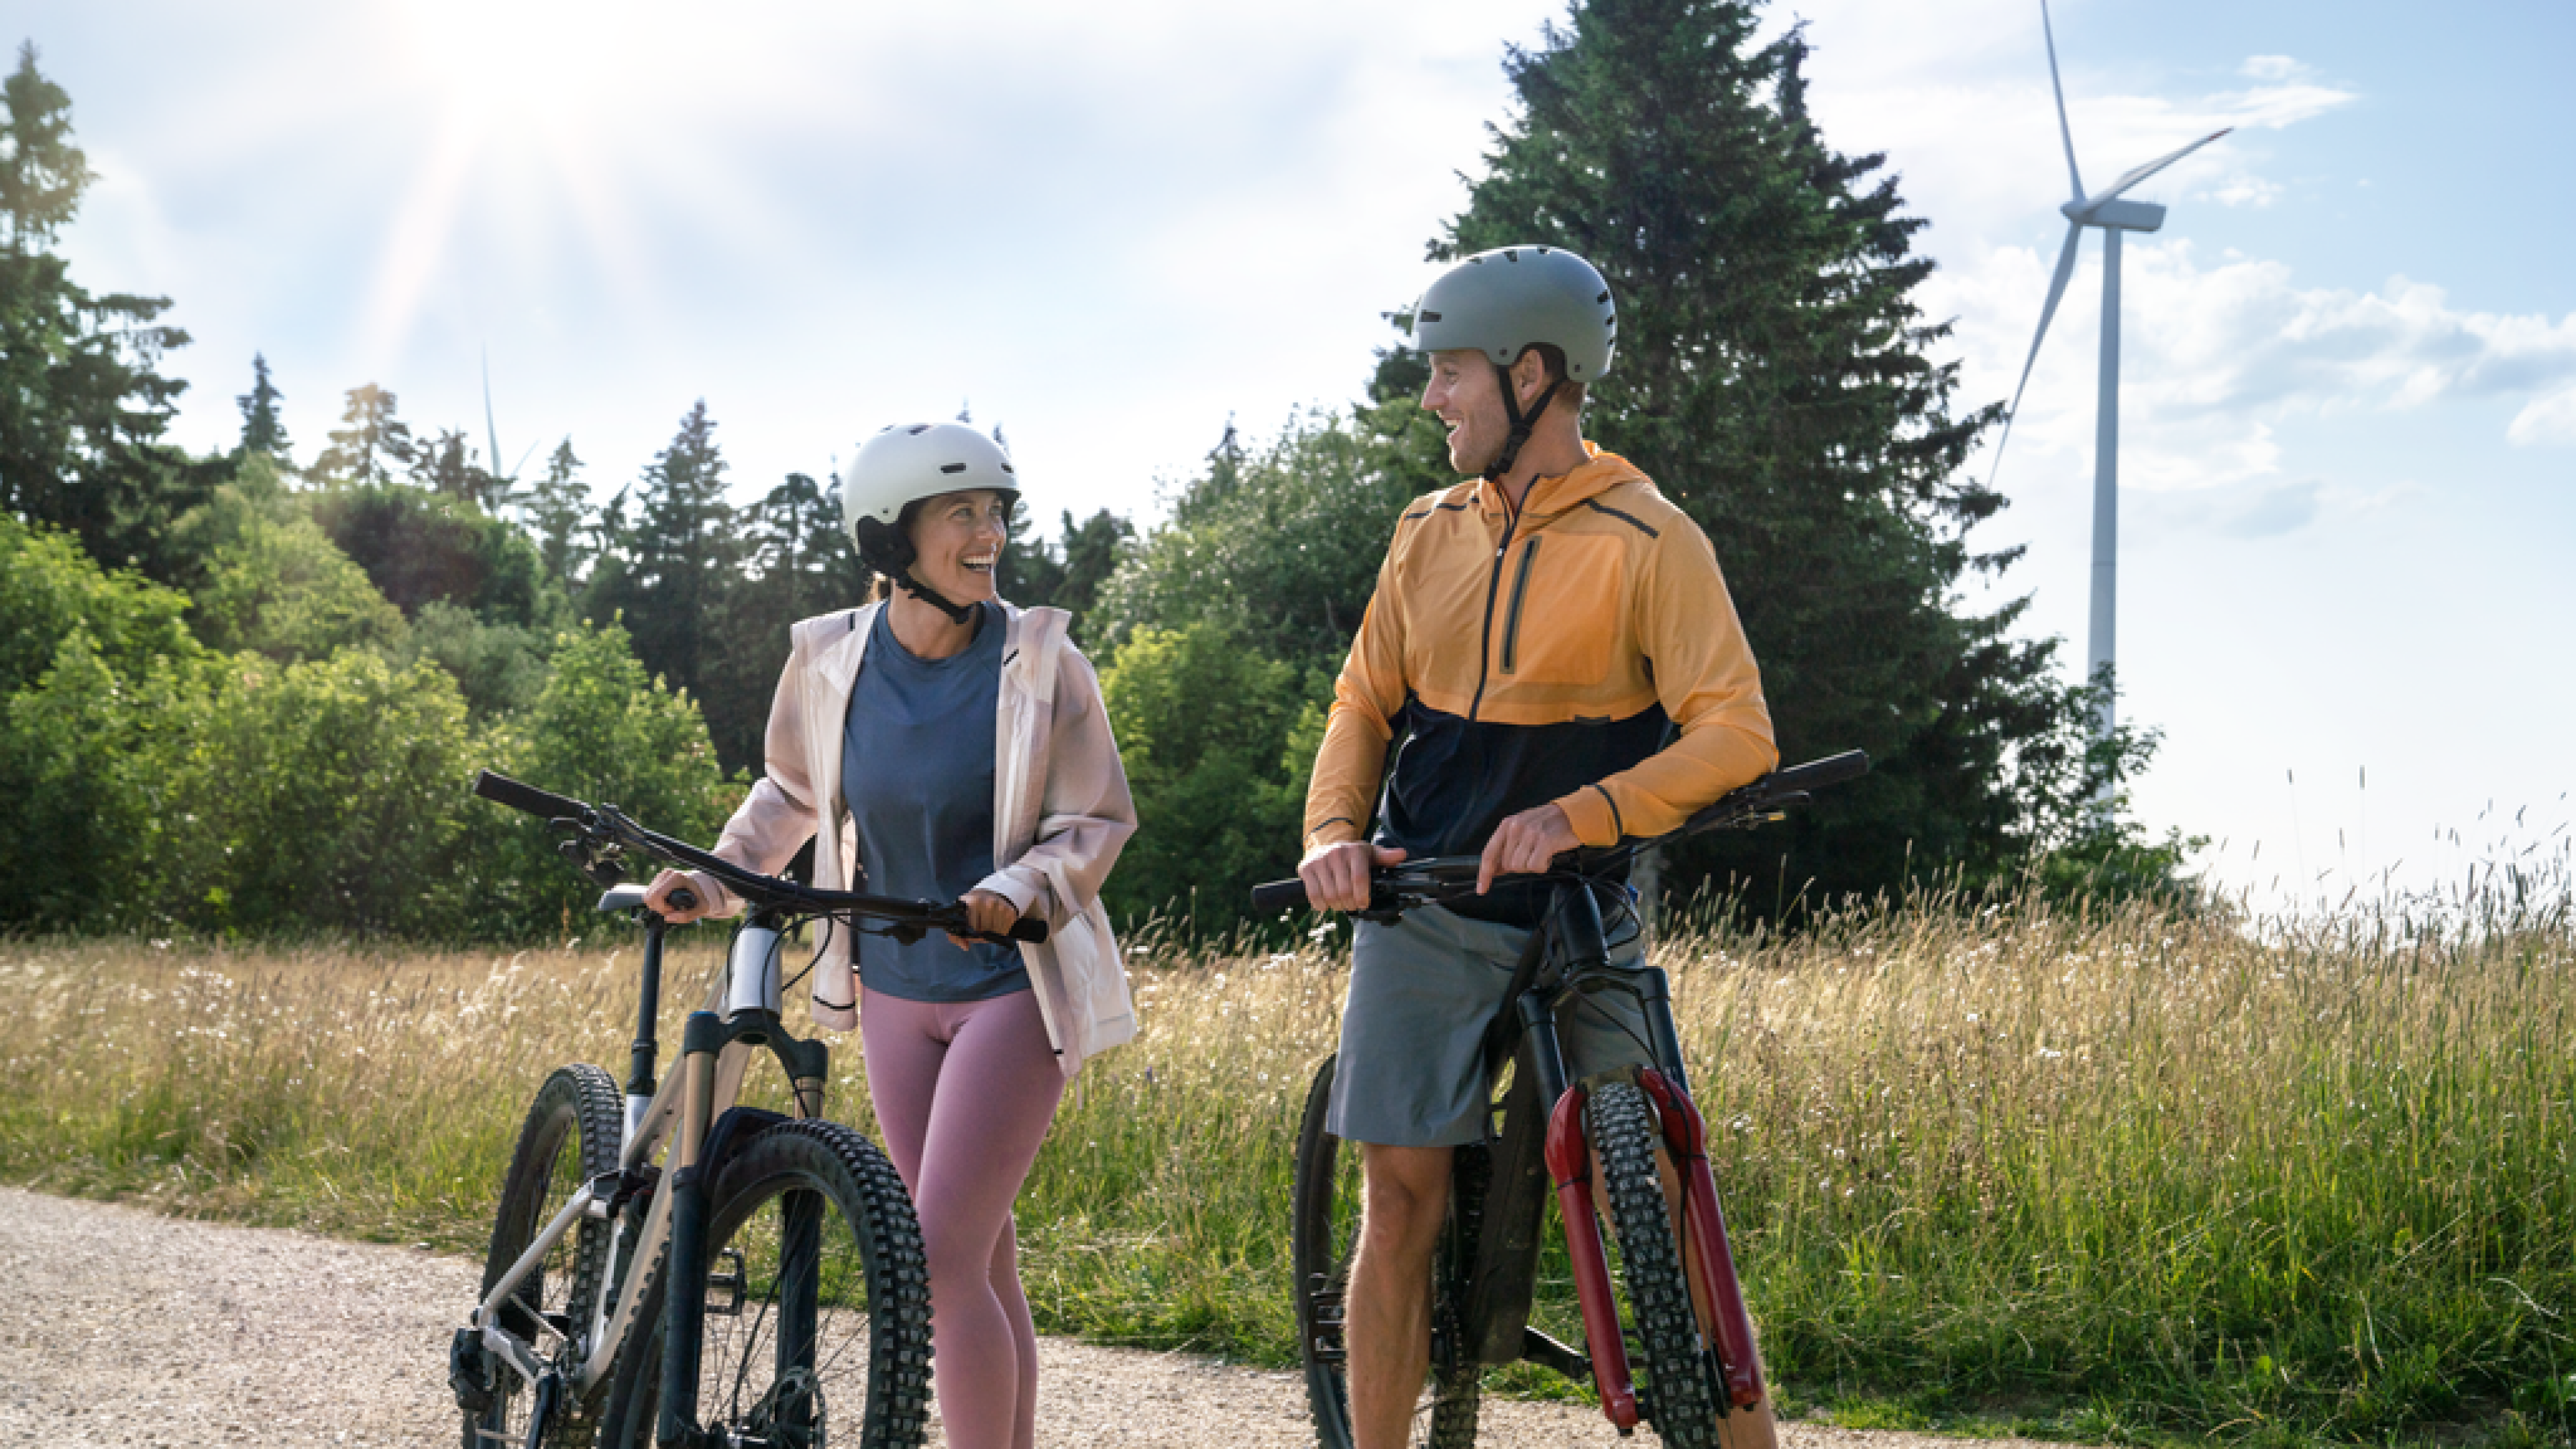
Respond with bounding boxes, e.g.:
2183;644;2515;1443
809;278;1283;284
1420;310;1442;323
1000;462;1016;474
908;424;930;435
939;462;967;474
1597;290;1611;304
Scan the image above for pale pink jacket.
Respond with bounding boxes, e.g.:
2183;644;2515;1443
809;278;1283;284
684;602;1138;1077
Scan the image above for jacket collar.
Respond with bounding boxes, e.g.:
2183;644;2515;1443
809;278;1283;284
813;600;880;707
1472;442;1646;522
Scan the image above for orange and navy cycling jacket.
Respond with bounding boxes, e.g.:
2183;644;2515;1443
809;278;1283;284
1304;445;1777;872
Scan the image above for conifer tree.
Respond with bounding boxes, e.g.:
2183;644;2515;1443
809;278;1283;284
313;384;417;488
0;42;209;576
236;353;290;460
1399;0;2088;897
587;400;736;727
518;438;592;588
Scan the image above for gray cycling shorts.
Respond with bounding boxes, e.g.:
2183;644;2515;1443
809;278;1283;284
1326;901;1652;1148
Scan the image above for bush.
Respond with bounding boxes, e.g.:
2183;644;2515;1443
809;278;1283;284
123;649;480;938
1096;619;1325;928
469;619;733;939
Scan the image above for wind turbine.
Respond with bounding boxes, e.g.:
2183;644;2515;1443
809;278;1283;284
1990;0;2229;744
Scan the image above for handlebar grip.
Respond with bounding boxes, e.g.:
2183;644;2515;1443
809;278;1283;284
1250;877;1311;913
1008;918;1050;945
472;769;589;822
1765;749;1870;796
666;886;699;914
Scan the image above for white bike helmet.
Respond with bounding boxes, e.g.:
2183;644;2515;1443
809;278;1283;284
841;422;1021;622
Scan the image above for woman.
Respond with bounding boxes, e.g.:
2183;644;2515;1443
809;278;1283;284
643;421;1136;1449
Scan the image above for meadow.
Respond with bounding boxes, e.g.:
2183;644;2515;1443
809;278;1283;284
3;873;2569;1448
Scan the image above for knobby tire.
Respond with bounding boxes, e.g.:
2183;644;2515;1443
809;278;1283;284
1291;1053;1483;1449
468;1064;624;1448
1591;1079;1725;1449
596;1118;932;1449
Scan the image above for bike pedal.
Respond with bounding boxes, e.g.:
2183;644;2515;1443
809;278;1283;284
705;1246;747;1317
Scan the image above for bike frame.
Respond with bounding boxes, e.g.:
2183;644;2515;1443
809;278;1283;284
468;896;830;1419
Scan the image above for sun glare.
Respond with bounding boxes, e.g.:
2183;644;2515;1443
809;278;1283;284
390;0;655;146
360;0;682;371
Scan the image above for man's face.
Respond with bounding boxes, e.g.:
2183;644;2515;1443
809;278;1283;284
1421;348;1505;477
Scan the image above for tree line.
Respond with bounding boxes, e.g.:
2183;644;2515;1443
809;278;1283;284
0;8;2188;946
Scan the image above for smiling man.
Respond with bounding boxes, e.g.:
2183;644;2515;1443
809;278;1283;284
1295;244;1778;1449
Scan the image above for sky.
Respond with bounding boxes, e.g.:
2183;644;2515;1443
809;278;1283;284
19;0;2573;912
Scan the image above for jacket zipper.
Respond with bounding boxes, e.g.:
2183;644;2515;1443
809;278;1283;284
1499;536;1541;676
1465;494;1523;721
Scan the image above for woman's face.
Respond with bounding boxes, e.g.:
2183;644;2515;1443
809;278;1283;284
905;489;1012;605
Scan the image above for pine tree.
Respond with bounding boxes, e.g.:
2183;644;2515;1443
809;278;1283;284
586;400;737;728
313;384;417;488
411;427;499;508
0;43;211;576
519;438;592;588
236;353;290;460
1406;0;2086;898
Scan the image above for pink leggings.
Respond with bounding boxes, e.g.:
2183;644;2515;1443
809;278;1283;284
860;986;1065;1449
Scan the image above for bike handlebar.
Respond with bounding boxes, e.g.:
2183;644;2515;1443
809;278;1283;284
470;769;1048;945
1249;749;1869;916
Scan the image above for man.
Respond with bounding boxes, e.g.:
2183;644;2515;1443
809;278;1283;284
1297;245;1777;1448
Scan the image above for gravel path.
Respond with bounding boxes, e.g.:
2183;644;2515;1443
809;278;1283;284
0;1185;2041;1448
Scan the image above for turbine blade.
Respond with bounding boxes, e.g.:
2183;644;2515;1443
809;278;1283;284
2087;127;2233;209
2042;0;2085;202
482;348;508;484
1990;221;2086;486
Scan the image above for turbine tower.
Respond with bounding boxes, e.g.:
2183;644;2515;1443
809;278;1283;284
1989;1;2228;743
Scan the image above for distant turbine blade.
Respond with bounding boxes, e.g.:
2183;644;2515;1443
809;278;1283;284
1990;221;2086;486
2086;127;2233;209
482;348;508;484
2041;0;2085;202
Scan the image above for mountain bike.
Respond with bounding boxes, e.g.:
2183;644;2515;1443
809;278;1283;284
1252;750;1868;1449
449;769;1048;1449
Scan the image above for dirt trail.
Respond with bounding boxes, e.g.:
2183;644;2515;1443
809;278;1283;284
0;1185;2039;1448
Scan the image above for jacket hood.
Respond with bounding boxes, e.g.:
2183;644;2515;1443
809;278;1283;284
1469;443;1652;520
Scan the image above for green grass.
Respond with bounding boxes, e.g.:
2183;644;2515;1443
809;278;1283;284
3;873;2569;1448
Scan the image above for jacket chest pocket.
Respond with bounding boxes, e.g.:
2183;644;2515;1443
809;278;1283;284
1500;533;1625;686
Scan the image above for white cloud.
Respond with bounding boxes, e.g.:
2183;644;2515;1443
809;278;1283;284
2204;173;2284;208
2508;385;2576;446
2239;55;2307;82
1938;244;2576;496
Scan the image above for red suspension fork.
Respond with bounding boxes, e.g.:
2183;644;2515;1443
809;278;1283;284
1636;1069;1766;1411
1543;1085;1640;1433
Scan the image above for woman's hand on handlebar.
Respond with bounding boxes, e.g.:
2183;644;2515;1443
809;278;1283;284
1299;840;1407;913
949;888;1020;950
643;868;715;924
1478;802;1578;895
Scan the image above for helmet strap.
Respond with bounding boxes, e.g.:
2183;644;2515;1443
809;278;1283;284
893;569;979;626
1481;357;1564;484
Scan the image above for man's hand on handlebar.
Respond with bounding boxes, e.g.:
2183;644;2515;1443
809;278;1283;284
1478;802;1580;896
1299;839;1408;913
643;868;715;925
948;889;1020;951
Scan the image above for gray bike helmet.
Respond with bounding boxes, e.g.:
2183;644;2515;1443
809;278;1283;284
842;421;1020;623
1412;246;1617;481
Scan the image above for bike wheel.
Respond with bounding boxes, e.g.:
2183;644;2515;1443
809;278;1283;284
1591;1079;1726;1449
464;1064;623;1448
598;1118;931;1449
1291;1053;1483;1449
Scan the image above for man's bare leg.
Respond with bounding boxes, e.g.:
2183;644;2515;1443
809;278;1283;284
1345;1142;1453;1449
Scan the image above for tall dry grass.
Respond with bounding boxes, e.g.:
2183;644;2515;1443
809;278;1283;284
2;871;2569;1445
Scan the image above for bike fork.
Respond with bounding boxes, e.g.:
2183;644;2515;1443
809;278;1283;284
1519;992;1643;1434
1634;1069;1766;1413
657;1011;723;1448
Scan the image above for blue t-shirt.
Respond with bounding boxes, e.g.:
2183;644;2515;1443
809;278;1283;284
843;602;1029;1003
